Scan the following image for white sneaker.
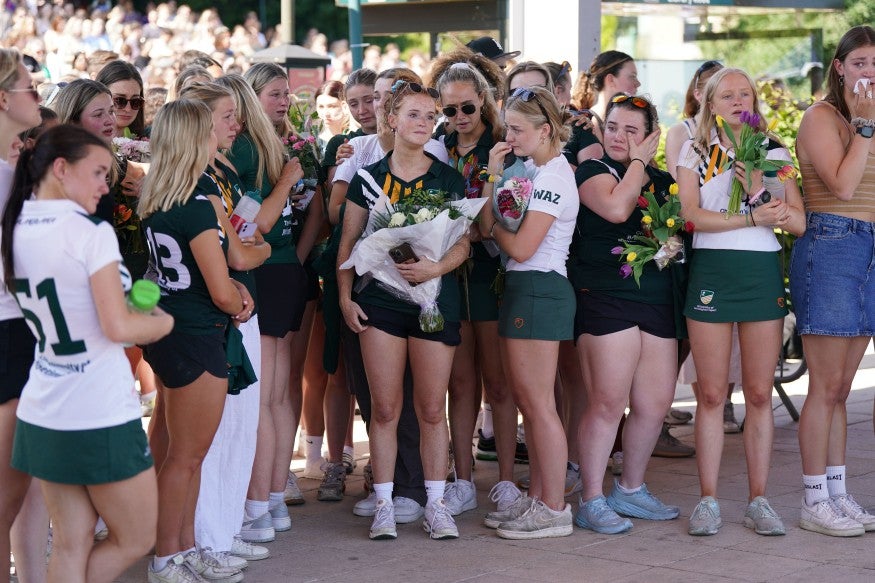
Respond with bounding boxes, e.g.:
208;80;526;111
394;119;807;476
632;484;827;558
200;548;247;572
369;498;397;540
184;549;243;583
353;492;377;517
283;471;304;505
302;457;328;479
148;554;203;583
831;494;875;532
423;498;459;540
393;496;425;524
230;536;269;561
800;498;865;537
489;480;522;512
443;479;477;516
240;512;275;543
268;503;291;532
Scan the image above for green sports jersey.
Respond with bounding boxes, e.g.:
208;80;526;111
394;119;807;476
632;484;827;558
346;152;466;321
569;156;675;305
143;184;230;334
227;131;299;265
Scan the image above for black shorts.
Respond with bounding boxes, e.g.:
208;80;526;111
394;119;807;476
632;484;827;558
0;318;36;405
304;261;321;302
360;303;461;346
254;262;308;337
574;291;675;340
143;329;227;388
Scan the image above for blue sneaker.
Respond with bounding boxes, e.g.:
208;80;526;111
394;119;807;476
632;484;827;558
575;495;632;534
606;479;679;520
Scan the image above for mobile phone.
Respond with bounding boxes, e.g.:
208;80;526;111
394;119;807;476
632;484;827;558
238;222;258;238
389;242;419;264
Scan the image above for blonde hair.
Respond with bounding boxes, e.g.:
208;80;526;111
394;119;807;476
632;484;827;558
244;62;292;137
216;74;285;189
425;46;507;102
435;62;503;143
506;61;554;96
168;65;214;101
178;81;235;112
0;48;22;91
691;67;769;161
50;78;111;125
505;86;569;151
139;100;213;218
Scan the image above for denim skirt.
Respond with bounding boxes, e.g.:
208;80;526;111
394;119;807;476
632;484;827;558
789;212;875;336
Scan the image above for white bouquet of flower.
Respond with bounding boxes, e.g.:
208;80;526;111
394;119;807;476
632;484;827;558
340;173;486;332
112;136;151;163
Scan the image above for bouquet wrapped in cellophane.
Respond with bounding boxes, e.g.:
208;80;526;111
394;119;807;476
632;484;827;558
340;179;486;332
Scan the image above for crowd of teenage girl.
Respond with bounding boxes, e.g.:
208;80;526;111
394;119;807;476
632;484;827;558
1;23;875;583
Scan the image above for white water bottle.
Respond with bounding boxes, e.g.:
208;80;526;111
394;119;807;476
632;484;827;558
230;192;262;233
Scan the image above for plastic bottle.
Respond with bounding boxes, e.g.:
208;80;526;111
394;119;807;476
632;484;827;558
229;192;262;233
124;279;161;347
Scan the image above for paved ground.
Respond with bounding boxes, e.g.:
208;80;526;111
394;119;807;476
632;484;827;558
112;351;875;583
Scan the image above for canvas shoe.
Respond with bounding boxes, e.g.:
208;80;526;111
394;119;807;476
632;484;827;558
574;495;632;534
393;496;425;523
283;471;304;506
611;451;624;476
443;479;477;516
689;496;722;536
268;502;291;532
422;498;459;540
369;498;397;540
723;400;741;434
342;450;357;474
800;498;865;537
317;462;346;502
147;554;203;583
652;423;695;458
475;429;498;461
606;480;679;520
230;536;269;561
497;499;573;540
484;494;533;529
489;480;522;512
743;496;785;536
183;549;243;583
831;494;875;532
239;512;274;543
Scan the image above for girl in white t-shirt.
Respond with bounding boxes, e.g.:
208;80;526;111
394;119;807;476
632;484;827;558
1;125;173;583
479;86;578;540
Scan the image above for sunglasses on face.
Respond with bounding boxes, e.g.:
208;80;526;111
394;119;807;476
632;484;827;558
7;86;40;101
390;80;439;99
112;95;145;110
611;94;650;109
442;103;477;117
510;86;551;120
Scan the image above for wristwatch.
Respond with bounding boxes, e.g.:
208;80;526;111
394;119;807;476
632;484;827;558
856;125;875;139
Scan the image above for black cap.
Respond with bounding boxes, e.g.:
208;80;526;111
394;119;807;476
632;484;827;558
465;37;520;65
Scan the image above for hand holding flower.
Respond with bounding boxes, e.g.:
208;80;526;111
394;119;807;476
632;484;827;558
395;257;440;285
732;161;764;195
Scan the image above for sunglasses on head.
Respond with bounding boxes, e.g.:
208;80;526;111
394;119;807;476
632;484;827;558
611;94;650;109
442;103;477;118
112;95;145;110
510;86;550;120
693;60;721;87
390;80;439;99
7;86;40;101
558;61;572;80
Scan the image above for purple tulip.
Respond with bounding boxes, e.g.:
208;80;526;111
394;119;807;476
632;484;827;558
739;111;750;126
619;264;633;279
750;112;761;128
611;246;624;255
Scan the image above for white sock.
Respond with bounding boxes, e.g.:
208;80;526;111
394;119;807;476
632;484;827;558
803;474;829;506
825;465;847;497
244;499;269;519
152;554;175;571
617;481;642;495
268;491;284;509
425;480;445;506
373;482;393;503
481;404;494;438
305;434;324;463
94;516;106;534
182;546;196;557
343;445;355;456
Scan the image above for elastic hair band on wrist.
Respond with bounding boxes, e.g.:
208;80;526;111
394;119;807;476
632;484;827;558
851;117;875;129
750;211;757;227
630;158;646;169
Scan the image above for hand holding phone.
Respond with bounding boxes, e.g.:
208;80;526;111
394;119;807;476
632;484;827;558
389;242;419;287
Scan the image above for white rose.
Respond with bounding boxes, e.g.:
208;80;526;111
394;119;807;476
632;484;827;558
388;212;406;227
414;208;434;223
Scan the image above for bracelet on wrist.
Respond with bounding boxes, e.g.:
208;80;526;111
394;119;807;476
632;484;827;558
630;158;646;169
479;169;501;183
851;117;875;129
489;222;498;238
750;211;757;227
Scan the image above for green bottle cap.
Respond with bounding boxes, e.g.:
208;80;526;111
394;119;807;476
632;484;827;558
129;279;161;312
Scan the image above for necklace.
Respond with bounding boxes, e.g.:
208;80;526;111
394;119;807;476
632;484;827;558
457;140;478;148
